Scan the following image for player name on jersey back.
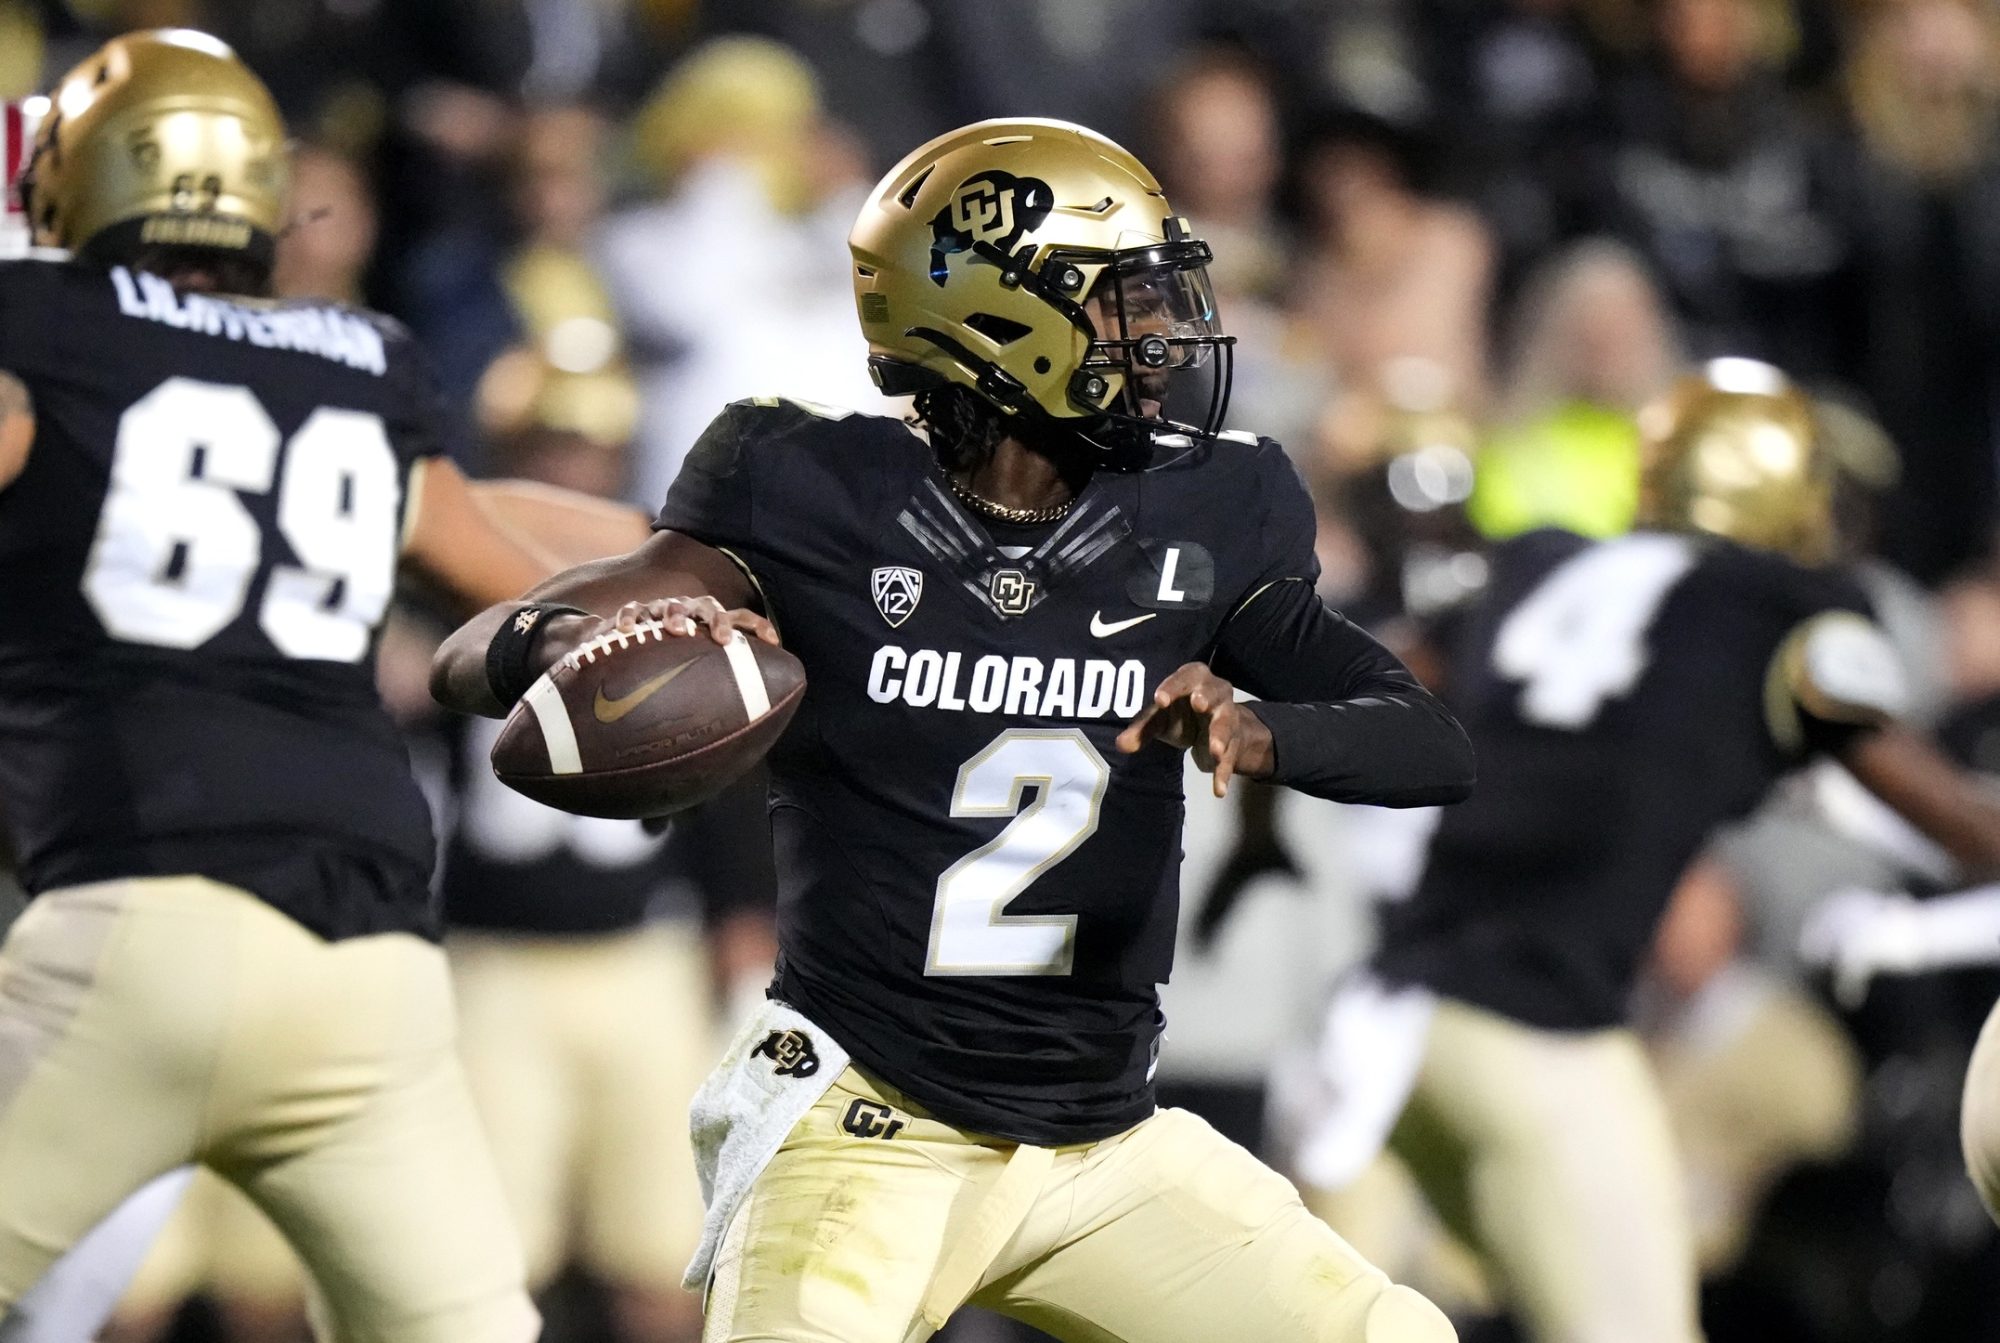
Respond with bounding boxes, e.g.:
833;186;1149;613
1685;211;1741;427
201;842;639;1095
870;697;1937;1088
108;266;386;374
866;645;1149;719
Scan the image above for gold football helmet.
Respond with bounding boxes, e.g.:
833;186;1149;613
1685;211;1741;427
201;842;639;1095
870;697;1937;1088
850;118;1233;451
23;29;287;272
1637;358;1835;564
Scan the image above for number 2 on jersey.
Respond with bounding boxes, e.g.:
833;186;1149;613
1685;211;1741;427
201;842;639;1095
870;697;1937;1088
1492;534;1697;729
82;377;400;661
926;728;1109;977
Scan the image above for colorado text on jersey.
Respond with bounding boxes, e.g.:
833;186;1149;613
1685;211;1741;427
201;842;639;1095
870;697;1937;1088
866;647;1148;718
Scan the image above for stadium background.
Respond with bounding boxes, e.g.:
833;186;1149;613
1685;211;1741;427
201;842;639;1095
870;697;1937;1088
8;0;2000;1340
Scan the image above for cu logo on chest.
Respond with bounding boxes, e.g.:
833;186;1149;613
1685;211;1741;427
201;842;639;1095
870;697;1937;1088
840;1097;907;1141
990;568;1036;615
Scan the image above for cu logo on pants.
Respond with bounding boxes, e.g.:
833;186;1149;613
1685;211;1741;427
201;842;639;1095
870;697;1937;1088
841;1098;907;1141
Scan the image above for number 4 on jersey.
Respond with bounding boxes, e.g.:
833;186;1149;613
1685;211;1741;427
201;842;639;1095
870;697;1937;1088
1492;534;1697;730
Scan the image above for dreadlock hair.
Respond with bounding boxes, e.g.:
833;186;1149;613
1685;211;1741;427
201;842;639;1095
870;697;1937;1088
909;384;1010;473
909;382;1108;484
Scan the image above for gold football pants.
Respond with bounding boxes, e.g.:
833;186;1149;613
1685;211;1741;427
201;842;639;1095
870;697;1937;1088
1961;996;2000;1225
703;1066;1454;1343
1389;1000;1702;1343
450;921;709;1291
117;1167;304;1320
0;877;537;1343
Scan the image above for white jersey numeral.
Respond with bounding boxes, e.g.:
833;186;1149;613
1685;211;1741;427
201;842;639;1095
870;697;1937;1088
85;379;277;648
81;377;401;661
1491;534;1698;730
926;728;1109;977
263;408;401;661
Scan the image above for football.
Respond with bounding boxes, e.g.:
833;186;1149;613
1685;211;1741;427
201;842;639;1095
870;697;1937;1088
491;621;806;819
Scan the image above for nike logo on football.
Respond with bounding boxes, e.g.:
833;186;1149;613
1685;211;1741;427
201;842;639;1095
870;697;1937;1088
592;660;697;723
1089;611;1157;638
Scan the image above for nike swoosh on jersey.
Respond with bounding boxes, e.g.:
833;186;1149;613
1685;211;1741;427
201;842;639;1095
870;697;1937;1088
592;659;697;723
1089;611;1158;638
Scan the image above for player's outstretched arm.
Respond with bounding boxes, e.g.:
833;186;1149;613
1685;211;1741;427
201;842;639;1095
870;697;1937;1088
0;369;32;492
1844;727;2000;877
467;478;656;568
400;456;602;611
1198;577;1473;806
429;529;765;717
1767;611;2000;877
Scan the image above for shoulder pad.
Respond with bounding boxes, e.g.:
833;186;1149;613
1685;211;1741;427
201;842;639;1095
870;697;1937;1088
1766;611;1908;751
715;396;869;449
0;252;74;290
742;395;855;422
687;396;905;475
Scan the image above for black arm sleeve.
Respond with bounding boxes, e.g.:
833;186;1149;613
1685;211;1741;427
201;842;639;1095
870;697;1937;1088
1213;579;1475;806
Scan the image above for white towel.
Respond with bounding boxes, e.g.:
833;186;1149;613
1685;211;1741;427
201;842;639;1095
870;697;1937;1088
683;999;849;1291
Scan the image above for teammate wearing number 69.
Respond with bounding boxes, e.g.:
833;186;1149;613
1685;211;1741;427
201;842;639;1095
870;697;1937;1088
434;118;1474;1342
0;30;655;1343
1292;359;2000;1343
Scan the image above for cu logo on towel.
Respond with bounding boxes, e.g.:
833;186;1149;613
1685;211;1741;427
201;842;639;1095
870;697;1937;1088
752;1029;821;1078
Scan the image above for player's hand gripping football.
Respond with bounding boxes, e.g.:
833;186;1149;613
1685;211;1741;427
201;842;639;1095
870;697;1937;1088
1116;662;1273;798
534;596;780;675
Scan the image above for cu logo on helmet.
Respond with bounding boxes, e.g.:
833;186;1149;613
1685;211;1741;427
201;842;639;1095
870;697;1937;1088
928;170;1053;285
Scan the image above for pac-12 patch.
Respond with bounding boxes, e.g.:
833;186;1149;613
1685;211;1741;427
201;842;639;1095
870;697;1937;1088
872;566;923;628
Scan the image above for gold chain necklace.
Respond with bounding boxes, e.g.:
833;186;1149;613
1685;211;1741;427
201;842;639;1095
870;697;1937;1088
946;473;1075;525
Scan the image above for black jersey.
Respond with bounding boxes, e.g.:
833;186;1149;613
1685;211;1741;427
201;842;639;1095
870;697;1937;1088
440;715;690;937
659;398;1462;1143
1376;527;1883;1030
0;258;446;939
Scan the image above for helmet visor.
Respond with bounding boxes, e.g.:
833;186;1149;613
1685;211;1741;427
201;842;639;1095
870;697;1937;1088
1065;240;1234;444
1082;244;1225;369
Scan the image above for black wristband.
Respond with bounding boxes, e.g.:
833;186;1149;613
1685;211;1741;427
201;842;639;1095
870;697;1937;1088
485;603;588;706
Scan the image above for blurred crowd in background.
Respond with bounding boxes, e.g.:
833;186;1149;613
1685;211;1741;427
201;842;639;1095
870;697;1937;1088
11;0;2000;1341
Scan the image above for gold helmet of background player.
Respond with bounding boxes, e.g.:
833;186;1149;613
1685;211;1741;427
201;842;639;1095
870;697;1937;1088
23;29;287;271
850;118;1234;451
1637;358;1835;565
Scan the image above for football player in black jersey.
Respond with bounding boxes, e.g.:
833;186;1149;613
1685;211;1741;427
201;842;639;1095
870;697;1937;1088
433;120;1475;1342
0;31;653;1343
1296;359;2000;1343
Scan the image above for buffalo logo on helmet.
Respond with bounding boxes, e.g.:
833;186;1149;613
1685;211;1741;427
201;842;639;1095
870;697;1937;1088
928;170;1053;285
871;566;923;628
